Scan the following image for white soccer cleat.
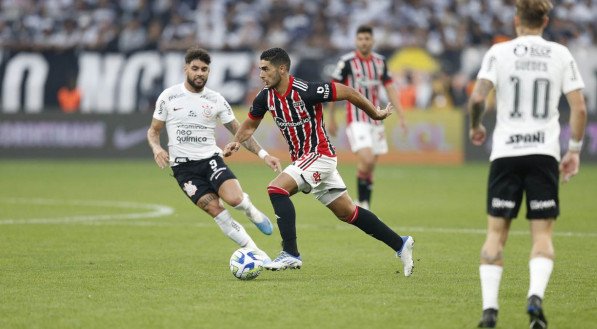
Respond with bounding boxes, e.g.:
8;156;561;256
263;251;302;271
250;248;271;263
397;236;414;277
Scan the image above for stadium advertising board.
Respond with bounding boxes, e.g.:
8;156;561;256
0;109;464;164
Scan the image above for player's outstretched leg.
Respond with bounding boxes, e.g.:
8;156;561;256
477;308;498;328
234;193;273;235
344;204;414;276
527;295;547;329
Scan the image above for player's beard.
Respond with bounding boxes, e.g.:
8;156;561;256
267;71;282;89
187;75;207;92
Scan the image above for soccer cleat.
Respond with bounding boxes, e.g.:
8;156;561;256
527;295;548;329
251;248;271;263
263;251;302;271
477;308;498;328
246;205;273;235
396;236;415;277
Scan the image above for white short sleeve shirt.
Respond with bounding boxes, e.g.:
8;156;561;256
153;84;236;166
477;35;585;161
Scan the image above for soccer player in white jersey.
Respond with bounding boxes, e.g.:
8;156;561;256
468;1;587;328
147;47;282;261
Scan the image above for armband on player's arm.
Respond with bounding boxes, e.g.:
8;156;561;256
258;149;269;159
568;139;583;153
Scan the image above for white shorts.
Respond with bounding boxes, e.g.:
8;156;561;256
283;153;347;206
346;121;388;154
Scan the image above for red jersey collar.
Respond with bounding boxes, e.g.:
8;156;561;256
273;75;294;99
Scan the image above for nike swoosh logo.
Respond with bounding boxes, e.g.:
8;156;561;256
113;126;149;150
173;107;182;111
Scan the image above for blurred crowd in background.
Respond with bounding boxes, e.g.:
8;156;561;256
1;0;595;111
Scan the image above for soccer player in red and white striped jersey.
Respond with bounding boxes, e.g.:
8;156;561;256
224;47;415;275
328;25;407;210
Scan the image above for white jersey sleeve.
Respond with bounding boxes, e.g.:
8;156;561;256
153;92;169;122
476;46;498;85
560;48;585;94
216;93;236;124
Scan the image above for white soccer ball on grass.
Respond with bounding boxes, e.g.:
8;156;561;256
229;248;264;280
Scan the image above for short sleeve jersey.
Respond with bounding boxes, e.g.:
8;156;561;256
249;76;337;161
477;35;584;161
331;51;392;125
153;84;235;166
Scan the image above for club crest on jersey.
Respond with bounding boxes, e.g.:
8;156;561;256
292;100;305;111
201;104;213;118
312;171;321;183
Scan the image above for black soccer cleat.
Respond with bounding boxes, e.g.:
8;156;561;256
478;308;498;328
527;295;548;329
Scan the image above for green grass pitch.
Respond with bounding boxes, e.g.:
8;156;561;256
1;160;596;328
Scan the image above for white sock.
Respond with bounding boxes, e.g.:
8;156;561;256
213;210;256;249
527;257;553;299
233;193;263;223
480;264;503;310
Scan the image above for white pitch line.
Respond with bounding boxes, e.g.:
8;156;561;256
0;198;174;224
1;198;595;238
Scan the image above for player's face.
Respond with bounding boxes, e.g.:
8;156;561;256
184;59;210;92
356;32;374;56
258;60;282;89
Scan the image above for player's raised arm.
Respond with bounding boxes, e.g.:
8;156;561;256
333;82;393;120
147;118;169;169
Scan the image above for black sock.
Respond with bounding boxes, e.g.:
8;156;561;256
357;173;372;204
349;206;403;252
268;189;299;257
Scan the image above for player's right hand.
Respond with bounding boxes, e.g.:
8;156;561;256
469;125;486;146
153;149;169;169
223;142;241;157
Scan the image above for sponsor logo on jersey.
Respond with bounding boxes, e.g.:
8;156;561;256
189;111;197;117
529;199;556;210
515;60;547;72
492;198;516;209
158;100;166;114
530;46;551;58
274;117;310;130
168;93;185;101
316;84;331;98
506;131;545;145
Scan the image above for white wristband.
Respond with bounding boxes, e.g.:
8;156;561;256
258;149;269;159
568;139;583;153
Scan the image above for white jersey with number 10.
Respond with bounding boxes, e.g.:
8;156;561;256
477;35;584;161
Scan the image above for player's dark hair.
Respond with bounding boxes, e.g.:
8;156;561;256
356;25;373;35
260;47;291;70
185;47;211;65
516;0;553;28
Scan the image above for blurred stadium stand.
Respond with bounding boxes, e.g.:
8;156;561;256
0;0;595;161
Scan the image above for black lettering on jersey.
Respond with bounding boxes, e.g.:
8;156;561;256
506;131;545;145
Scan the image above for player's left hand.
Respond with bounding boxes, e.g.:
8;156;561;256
560;151;580;183
223;142;241;157
374;103;393;120
264;155;282;173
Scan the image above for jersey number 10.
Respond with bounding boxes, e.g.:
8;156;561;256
509;76;550;119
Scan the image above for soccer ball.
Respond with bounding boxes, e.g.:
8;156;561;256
229;248;264;280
